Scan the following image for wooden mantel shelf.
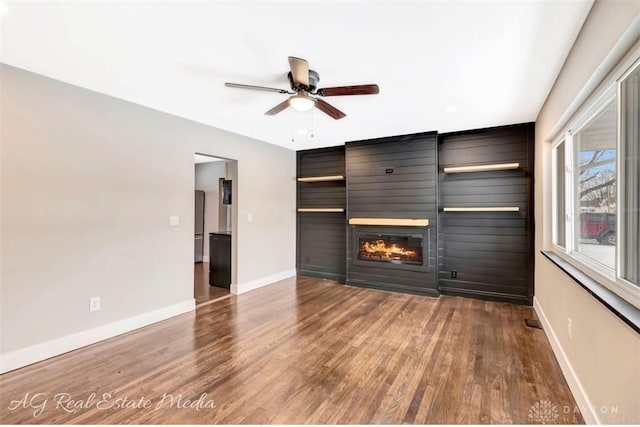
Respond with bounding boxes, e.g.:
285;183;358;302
297;175;345;182
443;163;520;173
442;207;520;212
348;218;429;227
298;208;345;213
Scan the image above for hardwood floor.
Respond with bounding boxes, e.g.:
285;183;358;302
0;277;582;424
194;262;229;305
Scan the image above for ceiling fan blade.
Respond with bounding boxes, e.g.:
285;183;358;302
315;99;346;120
265;100;290;116
225;82;290;94
288;56;310;88
317;84;380;96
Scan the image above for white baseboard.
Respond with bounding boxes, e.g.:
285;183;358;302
534;297;599;424
231;269;296;295
203;255;210;263
0;299;195;374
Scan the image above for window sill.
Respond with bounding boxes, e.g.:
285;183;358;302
541;251;640;334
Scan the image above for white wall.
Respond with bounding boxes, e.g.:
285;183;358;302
0;65;296;369
535;0;640;423
195;161;227;259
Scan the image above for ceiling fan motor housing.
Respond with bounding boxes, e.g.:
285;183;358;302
226;56;379;120
288;70;320;92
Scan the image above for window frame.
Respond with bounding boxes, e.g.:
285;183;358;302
550;56;640;309
551;138;566;249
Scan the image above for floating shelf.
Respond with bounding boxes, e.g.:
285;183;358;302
348;218;429;226
442;207;520;212
297;208;345;213
297;175;345;182
443;163;520;174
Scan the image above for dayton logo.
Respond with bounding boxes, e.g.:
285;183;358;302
528;400;559;424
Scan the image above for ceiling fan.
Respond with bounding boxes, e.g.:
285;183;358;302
224;56;379;120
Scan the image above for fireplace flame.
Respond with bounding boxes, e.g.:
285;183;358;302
361;240;418;259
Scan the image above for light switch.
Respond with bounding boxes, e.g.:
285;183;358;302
247;213;253;223
169;216;179;226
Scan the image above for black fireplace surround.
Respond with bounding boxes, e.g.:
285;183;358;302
298;125;534;303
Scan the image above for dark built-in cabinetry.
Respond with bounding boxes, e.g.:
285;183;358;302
438;123;534;304
296;146;346;282
209;232;231;289
296;123;534;305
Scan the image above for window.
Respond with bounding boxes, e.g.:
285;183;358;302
573;99;617;270
552;59;639;306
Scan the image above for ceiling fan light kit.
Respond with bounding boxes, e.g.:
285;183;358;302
225;56;379;120
288;93;316;112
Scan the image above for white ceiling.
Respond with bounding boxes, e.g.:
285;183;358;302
0;0;593;151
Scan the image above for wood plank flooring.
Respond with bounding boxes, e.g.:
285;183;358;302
0;276;582;424
194;262;229;305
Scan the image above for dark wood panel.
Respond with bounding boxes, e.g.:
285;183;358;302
441;183;528;195
348;195;438;205
348;180;435;190
439;233;528;244
439;239;529;251
441;143;528;157
440;249;528;261
440;226;527;236
346;135;436;154
348;203;437;212
438;123;534;305
439;217;527;228
437;263;529;278
442;150;528;165
442;175;528;186
349;168;437;183
299;146;346;176
348;158;437;169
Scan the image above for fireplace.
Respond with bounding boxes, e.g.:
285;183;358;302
351;226;430;273
358;235;423;265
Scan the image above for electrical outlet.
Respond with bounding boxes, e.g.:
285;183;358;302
169;216;179;226
89;296;101;312
451;271;457;279
567;317;572;339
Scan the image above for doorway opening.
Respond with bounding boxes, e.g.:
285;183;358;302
194;153;237;305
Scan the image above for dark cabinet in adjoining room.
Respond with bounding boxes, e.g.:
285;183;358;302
209;232;231;289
